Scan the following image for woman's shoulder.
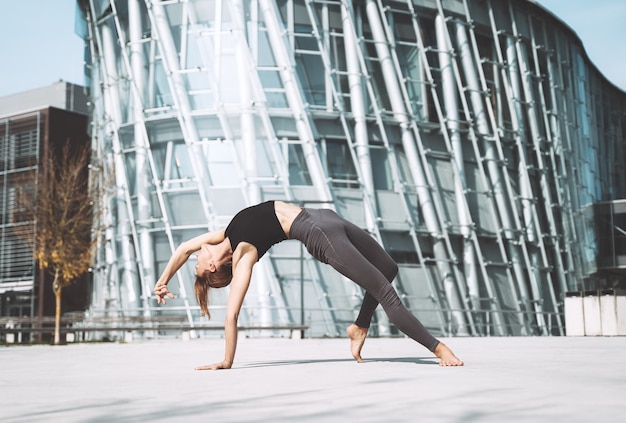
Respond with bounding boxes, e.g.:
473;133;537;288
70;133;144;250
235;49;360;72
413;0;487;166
181;228;226;253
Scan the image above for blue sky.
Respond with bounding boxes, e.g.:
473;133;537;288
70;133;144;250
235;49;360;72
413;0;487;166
0;0;624;97
537;0;626;91
0;0;85;96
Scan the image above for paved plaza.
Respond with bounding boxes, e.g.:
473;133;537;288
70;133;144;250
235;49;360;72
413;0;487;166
2;335;625;422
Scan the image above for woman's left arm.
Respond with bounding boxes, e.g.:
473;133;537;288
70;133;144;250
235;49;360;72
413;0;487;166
195;249;256;370
154;228;226;304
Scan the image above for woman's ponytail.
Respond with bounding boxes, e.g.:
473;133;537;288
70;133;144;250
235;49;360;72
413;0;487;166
194;265;233;318
194;273;211;318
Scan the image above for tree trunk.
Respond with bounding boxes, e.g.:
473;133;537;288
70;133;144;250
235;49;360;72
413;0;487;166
53;269;62;345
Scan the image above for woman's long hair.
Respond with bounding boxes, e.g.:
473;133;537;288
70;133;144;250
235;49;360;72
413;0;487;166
194;264;233;318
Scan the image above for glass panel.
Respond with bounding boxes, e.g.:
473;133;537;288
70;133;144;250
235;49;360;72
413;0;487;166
371;147;392;190
190;93;214;110
380;230;418;264
391;11;416;43
294;33;317;50
123;150;137;196
295;52;325;106
151;141;196;189
288;144;312;185
184;32;203;68
119;125;134;150
397;43;425;120
150;190;164;223
429;158;458;226
171;142;195;180
147;118;183;144
205;141;238;186
154;60;174;107
231;137;275;181
258;70;282;89
217;0;232;30
271;117;298;138
275;0;288;24
329;32;346;73
191;0;217;29
465;162;498;234
419;16;440;122
326;139;358;188
193;115;223;140
376;191;409;230
394;145;415;186
266;92;289;108
399;265;445;332
164;3;183;52
166;192;205;226
328;29;349;111
256;139;276;180
219;49;240;103
363;41;391;112
258;29;277;67
185;71;210;91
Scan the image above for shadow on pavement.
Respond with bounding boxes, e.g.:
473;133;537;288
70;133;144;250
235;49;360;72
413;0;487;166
238;356;438;368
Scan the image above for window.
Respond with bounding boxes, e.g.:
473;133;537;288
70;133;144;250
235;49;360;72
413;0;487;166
288;143;312;185
380;230;419;264
294;26;325;106
325;139;358;188
371;147;393;190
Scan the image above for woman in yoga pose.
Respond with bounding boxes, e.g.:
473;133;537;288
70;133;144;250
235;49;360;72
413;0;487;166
154;200;463;369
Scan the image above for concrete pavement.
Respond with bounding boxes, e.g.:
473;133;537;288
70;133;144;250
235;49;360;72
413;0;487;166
2;335;626;422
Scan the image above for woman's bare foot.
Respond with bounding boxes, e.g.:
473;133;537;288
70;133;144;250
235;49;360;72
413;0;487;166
434;342;464;366
346;324;368;363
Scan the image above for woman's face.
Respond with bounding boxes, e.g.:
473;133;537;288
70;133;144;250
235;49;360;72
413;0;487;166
195;244;213;277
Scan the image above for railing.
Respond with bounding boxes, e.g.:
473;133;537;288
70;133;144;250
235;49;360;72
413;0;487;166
0;312;309;343
284;306;564;337
0;304;564;344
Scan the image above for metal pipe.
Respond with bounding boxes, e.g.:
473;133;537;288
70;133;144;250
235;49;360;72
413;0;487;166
149;0;214;219
342;4;375;229
129;0;156;317
258;0;332;203
365;0;466;331
437;16;480;317
101;20;141;313
506;35;547;333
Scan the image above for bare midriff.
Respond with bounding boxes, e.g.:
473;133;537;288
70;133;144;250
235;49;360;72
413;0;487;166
273;201;303;238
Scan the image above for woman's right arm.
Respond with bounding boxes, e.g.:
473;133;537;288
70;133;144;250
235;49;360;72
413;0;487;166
195;247;256;370
154;228;226;304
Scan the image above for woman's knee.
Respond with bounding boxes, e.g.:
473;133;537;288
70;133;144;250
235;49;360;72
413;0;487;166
376;281;401;304
382;260;398;283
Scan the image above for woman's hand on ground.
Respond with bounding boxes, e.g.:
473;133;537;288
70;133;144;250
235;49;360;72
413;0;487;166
195;361;233;371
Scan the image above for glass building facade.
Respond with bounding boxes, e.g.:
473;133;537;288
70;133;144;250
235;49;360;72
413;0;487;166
78;0;626;338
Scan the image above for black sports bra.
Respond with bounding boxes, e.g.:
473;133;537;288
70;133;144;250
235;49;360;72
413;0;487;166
224;201;288;259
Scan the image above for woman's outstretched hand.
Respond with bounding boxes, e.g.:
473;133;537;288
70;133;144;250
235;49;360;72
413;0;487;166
195;361;233;371
154;283;175;305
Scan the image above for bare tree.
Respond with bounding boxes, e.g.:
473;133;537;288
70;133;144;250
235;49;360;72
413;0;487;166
14;141;102;345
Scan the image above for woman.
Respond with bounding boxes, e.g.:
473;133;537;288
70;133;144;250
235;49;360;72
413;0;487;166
154;201;463;369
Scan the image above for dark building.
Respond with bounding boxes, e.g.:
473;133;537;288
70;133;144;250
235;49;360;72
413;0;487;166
0;81;91;323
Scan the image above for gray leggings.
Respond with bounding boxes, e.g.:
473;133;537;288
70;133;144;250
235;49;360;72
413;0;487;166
290;208;439;352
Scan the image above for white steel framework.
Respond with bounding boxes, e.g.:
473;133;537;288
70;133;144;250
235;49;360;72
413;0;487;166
78;0;626;337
